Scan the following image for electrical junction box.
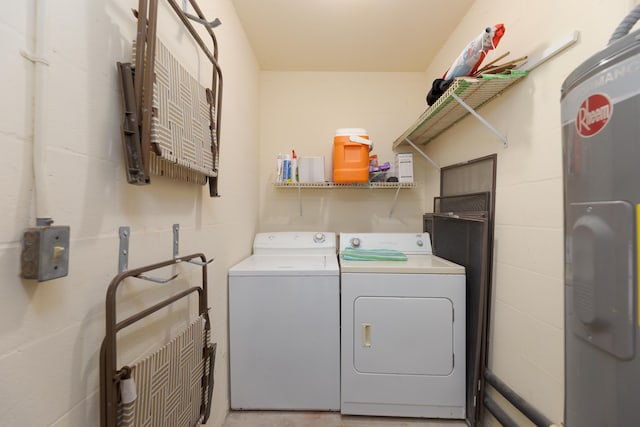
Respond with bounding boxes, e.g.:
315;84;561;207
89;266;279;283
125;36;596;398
21;220;70;281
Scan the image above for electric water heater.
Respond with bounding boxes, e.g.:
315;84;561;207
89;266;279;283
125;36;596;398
561;13;640;427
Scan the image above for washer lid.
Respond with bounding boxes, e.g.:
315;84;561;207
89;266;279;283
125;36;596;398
339;254;464;274
229;254;339;276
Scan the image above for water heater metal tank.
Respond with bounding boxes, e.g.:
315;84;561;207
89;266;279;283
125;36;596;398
561;26;640;427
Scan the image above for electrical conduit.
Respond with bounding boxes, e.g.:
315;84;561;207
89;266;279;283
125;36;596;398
23;0;50;221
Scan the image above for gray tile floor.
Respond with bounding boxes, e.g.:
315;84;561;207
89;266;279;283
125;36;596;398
223;411;468;427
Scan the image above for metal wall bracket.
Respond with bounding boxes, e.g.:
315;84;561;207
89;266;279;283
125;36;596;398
118;225;183;283
172;223;214;266
173;223;180;259
404;137;441;169
118;226;130;273
136;271;179;283
450;93;508;147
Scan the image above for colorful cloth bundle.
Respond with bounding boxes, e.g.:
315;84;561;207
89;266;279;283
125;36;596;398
427;23;506;106
341;247;408;261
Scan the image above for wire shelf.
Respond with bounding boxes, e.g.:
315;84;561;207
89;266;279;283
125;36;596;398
392;72;528;150
273;181;416;189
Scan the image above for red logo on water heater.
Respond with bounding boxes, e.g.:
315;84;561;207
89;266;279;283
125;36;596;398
576;93;612;137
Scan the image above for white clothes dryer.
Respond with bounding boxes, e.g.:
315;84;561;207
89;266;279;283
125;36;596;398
228;232;340;410
339;232;466;419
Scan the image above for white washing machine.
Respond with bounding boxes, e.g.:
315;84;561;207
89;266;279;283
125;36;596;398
228;232;340;410
339;232;466;419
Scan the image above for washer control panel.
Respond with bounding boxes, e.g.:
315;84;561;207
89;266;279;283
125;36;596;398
253;232;336;254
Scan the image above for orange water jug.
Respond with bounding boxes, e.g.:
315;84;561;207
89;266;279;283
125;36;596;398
332;128;372;183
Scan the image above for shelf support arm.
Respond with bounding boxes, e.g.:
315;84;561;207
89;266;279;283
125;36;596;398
404;138;440;169
450;93;508;147
298;183;303;217
388;185;402;218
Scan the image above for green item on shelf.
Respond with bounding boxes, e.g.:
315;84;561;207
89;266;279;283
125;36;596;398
341;247;408;261
481;70;528;80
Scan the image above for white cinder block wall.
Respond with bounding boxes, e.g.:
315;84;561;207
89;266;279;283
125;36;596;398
420;0;631;424
0;0;259;426
2;0;637;425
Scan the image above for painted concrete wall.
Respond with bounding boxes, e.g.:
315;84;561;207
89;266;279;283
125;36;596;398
256;1;637;425
258;72;429;232
0;0;259;426
420;0;632;424
2;0;638;425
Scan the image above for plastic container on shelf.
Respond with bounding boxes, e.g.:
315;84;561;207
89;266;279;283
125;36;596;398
283;154;291;182
394;153;414;183
332;128;372;183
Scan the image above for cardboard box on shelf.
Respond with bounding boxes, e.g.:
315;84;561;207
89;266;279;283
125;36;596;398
394;153;413;183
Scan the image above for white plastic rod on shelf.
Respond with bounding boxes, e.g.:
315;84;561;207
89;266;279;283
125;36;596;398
450;93;509;147
521;31;579;72
404;138;440;169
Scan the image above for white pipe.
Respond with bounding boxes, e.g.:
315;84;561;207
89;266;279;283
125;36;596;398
31;0;49;219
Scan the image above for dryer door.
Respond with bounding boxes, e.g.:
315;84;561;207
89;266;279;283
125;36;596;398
354;296;454;375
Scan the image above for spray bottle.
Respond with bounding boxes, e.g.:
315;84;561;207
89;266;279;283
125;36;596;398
291;150;298;183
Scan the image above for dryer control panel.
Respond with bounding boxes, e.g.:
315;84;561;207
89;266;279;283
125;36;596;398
339;232;432;254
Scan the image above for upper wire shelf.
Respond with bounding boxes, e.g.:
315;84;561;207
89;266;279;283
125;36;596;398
392;72;528;150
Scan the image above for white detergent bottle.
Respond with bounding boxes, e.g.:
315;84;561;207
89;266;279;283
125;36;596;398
276;152;283;182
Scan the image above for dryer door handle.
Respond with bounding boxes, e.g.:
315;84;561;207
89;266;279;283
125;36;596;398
362;323;372;348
